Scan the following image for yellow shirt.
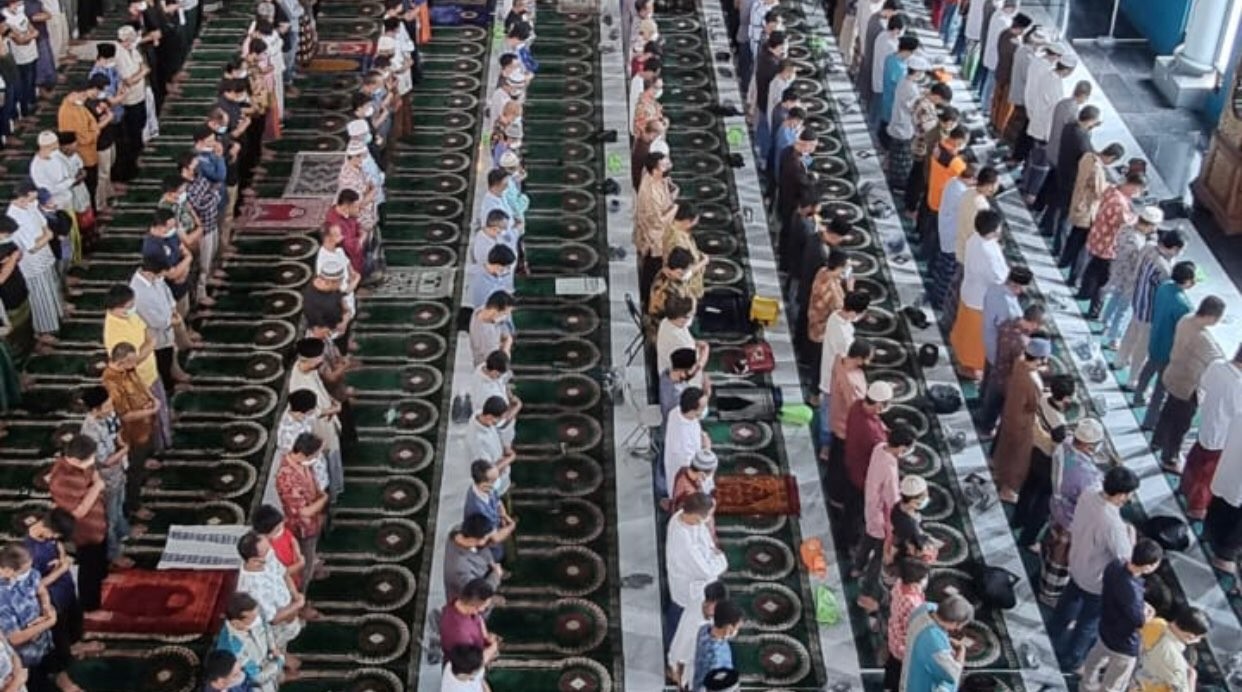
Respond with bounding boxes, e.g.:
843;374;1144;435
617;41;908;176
103;313;158;387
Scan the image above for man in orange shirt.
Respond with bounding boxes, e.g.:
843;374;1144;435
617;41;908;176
920;126;969;260
57;77;109;213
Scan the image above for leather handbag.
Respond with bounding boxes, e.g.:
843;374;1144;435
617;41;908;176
741;341;775;374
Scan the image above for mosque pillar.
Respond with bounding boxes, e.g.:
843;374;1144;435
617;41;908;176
1153;0;1233;107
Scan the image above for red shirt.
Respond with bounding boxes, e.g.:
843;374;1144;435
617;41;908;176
439;602;487;656
269;528;298;568
275;457;325;539
844;402;888;491
324;207;364;274
1086;186;1136;260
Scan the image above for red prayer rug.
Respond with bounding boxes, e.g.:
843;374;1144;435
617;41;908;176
240;198;331;231
84;569;235;637
714;474;802;516
318;41;374;57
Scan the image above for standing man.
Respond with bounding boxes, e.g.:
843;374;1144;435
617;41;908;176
950;210;1008;380
1078;539;1164;692
900;595;973;692
857;425;915;612
274;432;328;593
1047;466;1140;670
979;266;1033;432
6;185;62;342
664;493;727;650
1178;345;1242;520
1116;230;1186;382
1149;297;1224;471
992;337;1051;502
1131;261;1198;417
1076;173;1147;316
46;434;108;611
1044;98;1097;253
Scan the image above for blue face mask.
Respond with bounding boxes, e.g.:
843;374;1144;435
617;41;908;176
800;153;812;167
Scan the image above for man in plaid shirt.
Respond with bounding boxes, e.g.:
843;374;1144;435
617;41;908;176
904;82;953;216
179;150;222;308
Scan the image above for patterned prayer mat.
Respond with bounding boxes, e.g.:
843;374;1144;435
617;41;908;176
318;40;374;57
240;198;332;230
283;152;347;199
370;267;457;300
157;524;249;571
84;569;235;637
306;56;368;73
714;474;802;516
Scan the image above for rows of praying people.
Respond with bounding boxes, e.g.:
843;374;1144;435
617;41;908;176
0;0;433;688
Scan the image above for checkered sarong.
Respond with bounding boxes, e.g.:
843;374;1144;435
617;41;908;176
939;264;964;328
929;252;957;310
887;138;914;191
1039;524;1071;605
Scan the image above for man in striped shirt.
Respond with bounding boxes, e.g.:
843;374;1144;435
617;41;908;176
1114;230;1184;386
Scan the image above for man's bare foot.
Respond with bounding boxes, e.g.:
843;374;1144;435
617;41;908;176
54;672;84;692
127;524;148;539
143;458;163;471
856;595;880;613
36;334;59;345
197;295;217;307
301;605;323;621
70;641;105;657
284;654;302;671
111;556;135;569
133;507;155;521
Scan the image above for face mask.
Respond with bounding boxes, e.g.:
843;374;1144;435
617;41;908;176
682;267;695;281
177;191;187;204
363;105;376;118
13;569;30;582
164;225;177;238
237;69;249;78
654;88;664;99
916;496;930;510
301;455;320;467
214;123;227;134
137;1;147;9
125;306;137;318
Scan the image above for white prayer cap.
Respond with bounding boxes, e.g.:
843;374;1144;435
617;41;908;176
1139;206;1164;225
117;25;137;42
377;35;397;53
650;137;670;156
691;449;718;472
499;150;521;170
1058;53;1079;69
1045;41;1070;56
1074;418;1104;444
900;475;927;497
318;258;346;279
867;381;894;403
37;130;58;147
1027;27;1050;44
346;119;369;138
345;141;368;156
